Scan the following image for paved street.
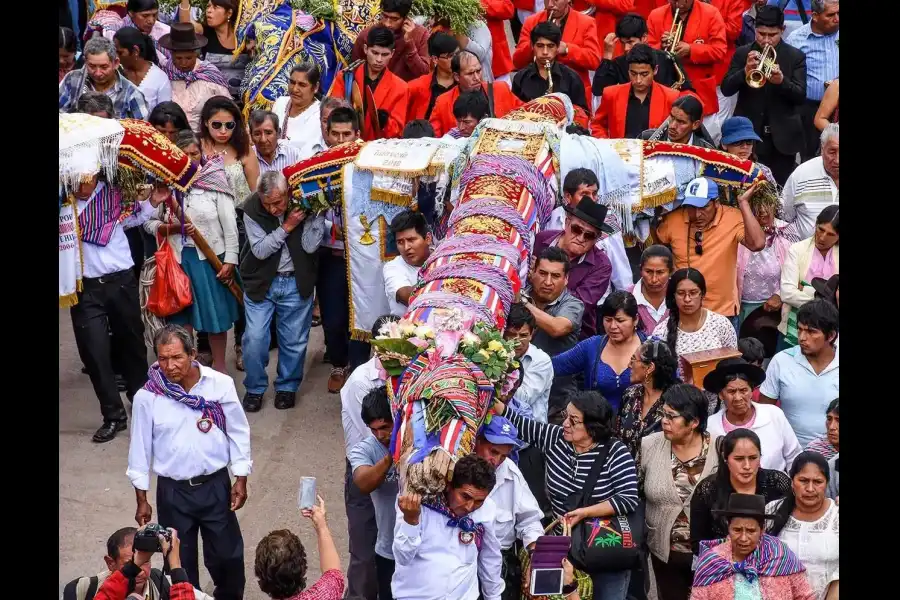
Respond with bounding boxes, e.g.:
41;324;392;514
58;309;351;598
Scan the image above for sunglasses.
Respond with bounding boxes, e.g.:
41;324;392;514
211;121;236;131
694;230;703;256
569;223;598;242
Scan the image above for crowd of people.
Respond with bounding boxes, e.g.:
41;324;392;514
60;1;838;599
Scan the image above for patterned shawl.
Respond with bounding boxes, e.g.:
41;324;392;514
189;155;235;197
693;534;805;588
143;361;227;434
163;59;229;89
78;182;133;246
422;494;486;550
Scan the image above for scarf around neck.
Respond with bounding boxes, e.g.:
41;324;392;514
190;155;235;197
164;59;229;89
693;534;804;588
143;361;227;433
422;495;486;550
77;182;134;246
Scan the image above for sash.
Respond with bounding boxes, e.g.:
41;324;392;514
59;197;84;307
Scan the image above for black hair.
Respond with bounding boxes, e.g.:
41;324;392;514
626;43;656;68
568;391;615;443
428;31;459;57
127;0;159;10
367;25;396;50
209;0;238;24
531;21;562;46
535;246;571;275
76;92;115;117
826;398;839;416
738;337;766;365
661;383;709;433
290;63;321;89
797;300;839;344
637;340;679;391
199;96;250;158
59;26;77;53
402;119;435;139
114;26;158;64
381;0;413;18
769;451;830;536
640;244;674;272
671;95;703;122
714;429;762;508
107;527;138;560
149;101;190;131
453;91;490;122
390;210;429;239
327;106;360;132
371;314;400;338
616;12;648;39
360;386;392;426
566;123;591;135
815;205;839;235
664;268;707;357
451;50;480;75
756;5;786;28
599;290;641;326
506;302;536;332
562;168;599;196
450;454;497;493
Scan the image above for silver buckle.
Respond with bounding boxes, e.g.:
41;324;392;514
188;477;202;487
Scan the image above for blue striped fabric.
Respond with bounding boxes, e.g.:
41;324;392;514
786;24;840;102
256;142;303;173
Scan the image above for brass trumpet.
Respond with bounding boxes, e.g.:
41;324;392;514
665;8;684;55
747;44;777;88
546;59;554;94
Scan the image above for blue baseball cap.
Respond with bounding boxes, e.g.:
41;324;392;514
682;177;719;208
720;117;762;146
482;415;525;448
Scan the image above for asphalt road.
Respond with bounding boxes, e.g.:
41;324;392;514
58;309;351;598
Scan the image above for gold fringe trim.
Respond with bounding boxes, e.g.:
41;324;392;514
634;188;677;213
351;329;372;342
59;289;80;308
355;164;434;178
370;188;414;206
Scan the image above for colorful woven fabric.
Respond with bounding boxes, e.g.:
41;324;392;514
162;59;229;89
642;141;767;189
78;182;128;247
422;495;486;550
143;361;227;434
188;155;234;197
283;139;363;205
694;535;805;588
504;93;572;126
458;155;555;230
116;119;198;192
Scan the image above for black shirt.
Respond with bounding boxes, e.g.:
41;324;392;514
591;48;694;97
512;61;587;111
624;85;652;139
426;71;457;120
364;70;384;92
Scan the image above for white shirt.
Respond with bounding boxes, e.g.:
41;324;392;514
340;357;384;458
76;192;153;279
392;497;505;600
707;402;802;472
631;280;667;324
781;156;839;240
271;96;325;161
383;256;421;317
126;366;253;490
489;460;544;550
136;63;173;111
512;344;552;423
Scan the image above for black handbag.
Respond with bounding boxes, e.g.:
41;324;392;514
565;443;646;573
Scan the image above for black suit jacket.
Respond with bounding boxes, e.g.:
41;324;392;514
721;40;807;156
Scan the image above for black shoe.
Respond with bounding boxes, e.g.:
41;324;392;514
116;374;127;392
92;419;127;443
274;391;296;410
243;392;264;413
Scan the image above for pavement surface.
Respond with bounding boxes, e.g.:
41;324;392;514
59;309;351;599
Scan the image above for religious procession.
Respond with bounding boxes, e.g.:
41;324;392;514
59;1;839;599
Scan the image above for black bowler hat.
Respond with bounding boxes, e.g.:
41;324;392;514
159;22;208;51
702;357;766;395
712;493;775;522
563;198;615;234
739;306;781;358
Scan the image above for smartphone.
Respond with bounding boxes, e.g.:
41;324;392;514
530;568;565;596
299;476;317;510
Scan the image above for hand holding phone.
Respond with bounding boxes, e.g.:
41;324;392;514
299;476;317;510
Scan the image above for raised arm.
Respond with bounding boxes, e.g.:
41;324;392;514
815;80;839;132
179;0;204;35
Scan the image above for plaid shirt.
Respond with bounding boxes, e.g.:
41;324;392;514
59;68;150;120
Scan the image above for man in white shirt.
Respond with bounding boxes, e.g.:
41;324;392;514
781;123;839;239
393;454;505;600
473;416;544;596
127;325;252;600
383;210;433;317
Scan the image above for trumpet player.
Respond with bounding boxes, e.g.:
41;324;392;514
512;21;588;111
721;5;806;185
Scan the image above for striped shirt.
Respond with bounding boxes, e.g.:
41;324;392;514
255;141;303;173
804;434;837;460
781;156;838;239
786;24;839;102
505;408;639;519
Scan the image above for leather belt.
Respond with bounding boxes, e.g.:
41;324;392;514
164;468;227;488
276;271;295;277
83;269;132;285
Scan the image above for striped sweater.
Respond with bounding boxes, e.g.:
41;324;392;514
505;408;639;519
781;157;838;240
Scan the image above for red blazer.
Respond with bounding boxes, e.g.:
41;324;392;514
482;0;517;78
633;0;666;19
647;2;727;115
429;82;523;137
574;0;635;45
328;67;409;140
710;0;746;84
590;80;679;138
513;9;601;108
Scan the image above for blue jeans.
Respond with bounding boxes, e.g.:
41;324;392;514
242;275;312;395
591;569;632;600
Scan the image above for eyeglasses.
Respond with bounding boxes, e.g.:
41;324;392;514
661;410;682;421
561;412;583;427
569;223;598;242
211;121;236;131
675;289;702;300
693;230;704;256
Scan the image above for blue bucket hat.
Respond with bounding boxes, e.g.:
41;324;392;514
720;117;762;146
482;415;525;449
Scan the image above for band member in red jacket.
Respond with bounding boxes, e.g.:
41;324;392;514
481;0;517;82
406;32;460;122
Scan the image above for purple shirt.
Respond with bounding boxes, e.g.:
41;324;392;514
533;230;613;339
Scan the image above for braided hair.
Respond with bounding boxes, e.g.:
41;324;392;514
769;451;830;536
664;268;707;357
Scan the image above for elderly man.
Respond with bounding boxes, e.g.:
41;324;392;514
59;36;149;119
781;122;839;241
239;171;318;412
128;325;252;600
350;0;430;82
158;22;230;130
786;0;839;161
430;50;522;137
393;454;504;599
249;110;303;173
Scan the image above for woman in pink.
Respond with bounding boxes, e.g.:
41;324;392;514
630;245;673;335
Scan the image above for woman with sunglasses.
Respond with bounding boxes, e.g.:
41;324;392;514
492;391;639;599
640;385;720;600
200;96;259;203
616;339;680;460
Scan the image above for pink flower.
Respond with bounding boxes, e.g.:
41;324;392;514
407;337;430;350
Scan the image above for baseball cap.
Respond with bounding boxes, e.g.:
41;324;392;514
682;177;719;208
481;415;525;448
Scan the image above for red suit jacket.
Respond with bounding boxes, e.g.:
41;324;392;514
513;9;601;108
710;0;746;85
429;82;522;137
574;0;635;46
647;2;727;115
633;0;666;19
483;0;517;78
591;80;679;138
328;67;409;140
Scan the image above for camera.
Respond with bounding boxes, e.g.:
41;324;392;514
133;523;172;553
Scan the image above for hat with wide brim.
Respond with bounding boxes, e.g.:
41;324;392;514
563;197;615;234
811;274;839;305
712;493;775;522
158;22;208;51
703;357;766;394
721;116;763;145
738;306;782;358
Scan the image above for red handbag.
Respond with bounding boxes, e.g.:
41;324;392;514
147;230;193;318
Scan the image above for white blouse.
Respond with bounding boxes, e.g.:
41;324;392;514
271;96;324;160
766;498;839;600
136;64;173;111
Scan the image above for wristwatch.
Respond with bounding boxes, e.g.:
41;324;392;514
562;582;578;595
